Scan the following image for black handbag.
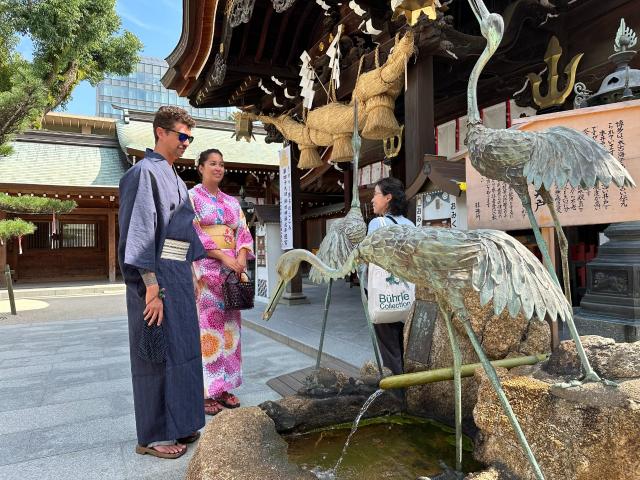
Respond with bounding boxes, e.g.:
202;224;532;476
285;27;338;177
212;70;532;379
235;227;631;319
137;323;167;363
222;270;255;311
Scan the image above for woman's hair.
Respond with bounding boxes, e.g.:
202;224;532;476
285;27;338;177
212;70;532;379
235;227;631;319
197;148;224;178
375;176;408;216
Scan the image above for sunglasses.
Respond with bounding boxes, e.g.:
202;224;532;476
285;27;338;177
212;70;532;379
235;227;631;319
165;128;195;144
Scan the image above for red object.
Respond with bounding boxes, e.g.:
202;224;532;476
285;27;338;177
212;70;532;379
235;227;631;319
506;100;512;128
434;126;439;155
455;117;460;151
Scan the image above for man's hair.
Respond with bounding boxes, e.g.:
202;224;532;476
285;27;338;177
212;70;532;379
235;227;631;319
152;106;196;142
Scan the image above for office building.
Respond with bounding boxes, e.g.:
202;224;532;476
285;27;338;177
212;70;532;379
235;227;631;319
96;56;233;120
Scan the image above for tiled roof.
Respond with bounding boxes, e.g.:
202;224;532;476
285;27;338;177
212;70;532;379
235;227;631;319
0;141;128;187
116;119;281;166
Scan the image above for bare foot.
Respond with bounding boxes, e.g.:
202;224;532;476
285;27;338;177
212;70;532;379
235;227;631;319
152;444;185;455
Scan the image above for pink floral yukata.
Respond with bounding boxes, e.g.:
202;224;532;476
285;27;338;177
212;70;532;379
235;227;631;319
189;184;254;400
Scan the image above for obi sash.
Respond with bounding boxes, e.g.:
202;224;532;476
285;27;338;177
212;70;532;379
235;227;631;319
200;224;236;250
160;239;190;261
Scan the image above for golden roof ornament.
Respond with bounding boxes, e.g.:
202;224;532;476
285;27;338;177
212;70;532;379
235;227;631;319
391;0;439;26
527;36;583;110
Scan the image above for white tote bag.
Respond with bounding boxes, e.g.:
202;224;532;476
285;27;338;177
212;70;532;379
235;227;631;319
367;217;415;324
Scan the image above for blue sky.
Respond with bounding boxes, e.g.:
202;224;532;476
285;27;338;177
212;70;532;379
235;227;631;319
18;0;184;116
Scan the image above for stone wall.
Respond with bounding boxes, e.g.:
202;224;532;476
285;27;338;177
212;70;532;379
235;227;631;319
472;337;640;480
405;287;551;425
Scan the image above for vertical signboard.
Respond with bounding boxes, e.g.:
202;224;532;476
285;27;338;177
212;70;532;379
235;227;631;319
279;146;293;250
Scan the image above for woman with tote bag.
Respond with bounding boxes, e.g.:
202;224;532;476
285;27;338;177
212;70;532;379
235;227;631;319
366;177;415;375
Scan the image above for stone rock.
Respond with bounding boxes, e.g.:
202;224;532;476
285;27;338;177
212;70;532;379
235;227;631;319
260;391;403;434
546;335;640;379
464;466;515;480
359;361;392;387
472;366;640;480
406;288;550;425
298;367;352;398
186;407;316;480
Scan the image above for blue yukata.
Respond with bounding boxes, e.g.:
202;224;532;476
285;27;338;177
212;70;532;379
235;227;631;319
118;149;207;445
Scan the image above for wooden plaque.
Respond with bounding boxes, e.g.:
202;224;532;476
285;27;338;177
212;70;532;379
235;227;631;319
405;299;439;366
466;99;640;230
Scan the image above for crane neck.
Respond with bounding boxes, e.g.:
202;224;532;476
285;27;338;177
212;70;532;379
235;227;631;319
295;247;360;280
467;41;494;124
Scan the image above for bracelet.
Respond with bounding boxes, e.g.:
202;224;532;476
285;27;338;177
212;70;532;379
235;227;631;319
146;288;166;306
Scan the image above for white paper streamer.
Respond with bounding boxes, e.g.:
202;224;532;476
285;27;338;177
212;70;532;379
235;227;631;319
348;0;365;16
326;24;343;92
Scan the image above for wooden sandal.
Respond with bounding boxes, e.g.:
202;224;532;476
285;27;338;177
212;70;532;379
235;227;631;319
217;392;240;409
135;444;186;459
204;400;225;416
177;431;200;444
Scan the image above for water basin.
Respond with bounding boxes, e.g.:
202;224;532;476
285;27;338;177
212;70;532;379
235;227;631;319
285;414;481;479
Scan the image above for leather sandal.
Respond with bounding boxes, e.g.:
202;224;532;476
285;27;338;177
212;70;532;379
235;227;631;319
135;444;186;459
204;400;225;416
217;392;240;409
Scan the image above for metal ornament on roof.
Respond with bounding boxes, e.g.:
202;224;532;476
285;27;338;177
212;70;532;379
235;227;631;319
576;18;640;107
391;0;439;26
527;36;583;110
271;0;296;13
209;53;227;87
228;0;256;28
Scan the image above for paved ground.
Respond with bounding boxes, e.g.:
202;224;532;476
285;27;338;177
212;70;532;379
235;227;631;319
0;312;316;479
0;279;374;479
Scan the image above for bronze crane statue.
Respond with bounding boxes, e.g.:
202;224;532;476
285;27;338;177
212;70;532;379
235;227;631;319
263;224;581;479
464;0;634;382
270;101;383;372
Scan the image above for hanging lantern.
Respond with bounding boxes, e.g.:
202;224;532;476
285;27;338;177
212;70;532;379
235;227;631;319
231;112;256;142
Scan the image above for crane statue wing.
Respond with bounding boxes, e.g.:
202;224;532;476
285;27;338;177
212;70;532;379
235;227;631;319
471;229;572;323
359;225;572;323
522;126;636;191
308;208;366;284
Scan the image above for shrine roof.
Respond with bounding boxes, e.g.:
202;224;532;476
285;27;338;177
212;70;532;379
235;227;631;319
0;134;127;188
115;118;281;169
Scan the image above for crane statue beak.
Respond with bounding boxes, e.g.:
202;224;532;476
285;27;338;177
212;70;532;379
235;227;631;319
468;0;490;23
263;278;287;320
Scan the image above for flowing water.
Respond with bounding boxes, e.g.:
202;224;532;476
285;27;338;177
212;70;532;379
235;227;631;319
286;394;480;479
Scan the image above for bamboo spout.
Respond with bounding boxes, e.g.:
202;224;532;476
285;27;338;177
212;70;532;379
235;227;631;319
379;353;550;390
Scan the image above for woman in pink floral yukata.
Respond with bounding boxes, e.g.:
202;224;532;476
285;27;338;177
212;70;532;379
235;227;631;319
189;148;254;416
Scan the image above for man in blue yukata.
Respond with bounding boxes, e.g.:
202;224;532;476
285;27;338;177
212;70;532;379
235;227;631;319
118;106;207;459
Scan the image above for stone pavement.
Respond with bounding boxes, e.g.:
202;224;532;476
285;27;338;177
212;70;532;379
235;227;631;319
246;279;378;368
0;316;314;480
0;277;377;479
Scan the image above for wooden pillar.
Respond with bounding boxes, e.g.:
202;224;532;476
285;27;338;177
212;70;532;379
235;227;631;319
282;145;308;304
265;175;273;204
0;211;6;287
403;54;435;220
107;211;117;282
542;226;560;350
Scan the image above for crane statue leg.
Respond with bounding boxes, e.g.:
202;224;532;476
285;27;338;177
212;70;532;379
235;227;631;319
520;191;612;386
516;188;560;286
357;266;384;376
538;188;572;305
441;306;463;475
460;314;546;480
316;279;333;370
